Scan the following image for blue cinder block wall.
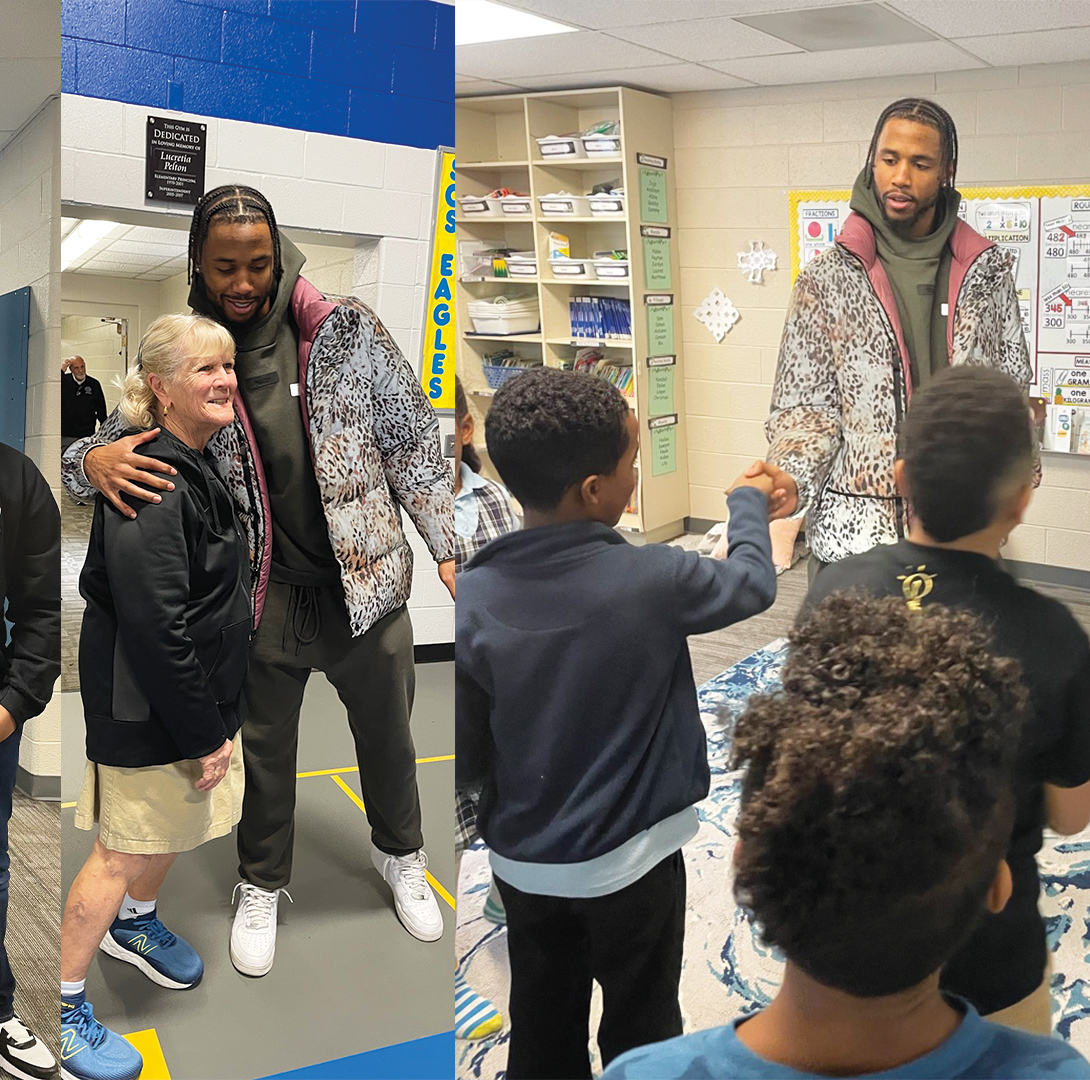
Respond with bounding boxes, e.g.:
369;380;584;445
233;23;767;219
62;0;452;150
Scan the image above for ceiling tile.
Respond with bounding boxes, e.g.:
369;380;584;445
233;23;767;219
709;39;984;84
954;26;1090;67
886;0;1090;38
493;0;860;30
515;64;756;93
604;17;803;62
735;3;936;51
456;30;679;78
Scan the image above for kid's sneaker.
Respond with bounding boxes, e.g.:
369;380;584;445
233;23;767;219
99;911;203;990
59;999;141;1080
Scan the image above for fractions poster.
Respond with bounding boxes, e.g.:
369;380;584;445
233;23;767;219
789;184;1090;402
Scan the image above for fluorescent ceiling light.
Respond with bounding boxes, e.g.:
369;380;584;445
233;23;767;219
61;219;121;270
456;0;578;46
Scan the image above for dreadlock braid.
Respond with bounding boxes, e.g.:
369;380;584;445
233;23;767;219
188;184;282;284
865;98;959;189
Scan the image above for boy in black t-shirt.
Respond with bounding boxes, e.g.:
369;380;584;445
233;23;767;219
806;366;1090;1033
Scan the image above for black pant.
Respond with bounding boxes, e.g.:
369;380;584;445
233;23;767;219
237;581;422;889
495;850;686;1080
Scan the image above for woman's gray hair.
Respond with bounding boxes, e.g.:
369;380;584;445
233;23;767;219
117;313;235;429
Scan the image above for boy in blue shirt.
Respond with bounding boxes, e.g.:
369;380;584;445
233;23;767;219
456;368;777;1078
604;594;1090;1079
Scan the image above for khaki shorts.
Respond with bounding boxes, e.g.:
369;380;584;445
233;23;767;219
74;731;244;854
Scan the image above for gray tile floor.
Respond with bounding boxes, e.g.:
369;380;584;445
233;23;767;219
61;494;454;1079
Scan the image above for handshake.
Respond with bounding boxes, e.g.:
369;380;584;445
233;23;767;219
727;460;798;520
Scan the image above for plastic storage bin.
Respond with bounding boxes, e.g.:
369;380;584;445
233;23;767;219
587;192;625;216
459;195;501;218
593;256;630;280
497;195;532;216
536;135;587;160
482;363;541;389
548;258;597;279
466;296;541;335
506;253;538;277
582;133;621;156
537;193;590;216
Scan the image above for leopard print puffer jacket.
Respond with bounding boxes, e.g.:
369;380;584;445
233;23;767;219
767;213;1031;564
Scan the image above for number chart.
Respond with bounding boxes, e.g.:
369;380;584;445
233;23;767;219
789;185;1090;399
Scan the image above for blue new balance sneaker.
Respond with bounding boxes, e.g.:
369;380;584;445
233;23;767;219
59;1000;141;1080
99;910;203;990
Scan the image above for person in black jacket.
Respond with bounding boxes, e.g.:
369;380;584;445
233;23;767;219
60;357;107;452
456;368;778;1078
0;442;60;1080
59;314;251;1080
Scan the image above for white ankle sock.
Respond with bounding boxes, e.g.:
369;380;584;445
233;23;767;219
120;893;156;919
61;980;85;1001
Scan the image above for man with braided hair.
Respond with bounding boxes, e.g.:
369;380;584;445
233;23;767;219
62;185;454;974
748;99;1032;579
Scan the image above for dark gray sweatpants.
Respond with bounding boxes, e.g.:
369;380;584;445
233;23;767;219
237;579;422;889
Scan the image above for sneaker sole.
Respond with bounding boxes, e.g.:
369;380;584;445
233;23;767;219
99;933;201;990
392;903;444;943
229;940;273;977
60;1065;141;1080
2;1056;60;1080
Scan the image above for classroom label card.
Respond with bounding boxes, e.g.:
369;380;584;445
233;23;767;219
647;302;674;354
639;167;668;224
648;365;674;415
650;420;677;476
643;236;671;289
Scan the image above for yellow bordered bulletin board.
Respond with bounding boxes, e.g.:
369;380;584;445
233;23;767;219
789;185;1090;397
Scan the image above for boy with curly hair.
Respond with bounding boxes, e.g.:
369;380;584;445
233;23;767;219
456;367;777;1078
604;595;1090;1078
805;366;1090;1032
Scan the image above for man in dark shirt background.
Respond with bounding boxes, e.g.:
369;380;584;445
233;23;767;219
60;356;106;452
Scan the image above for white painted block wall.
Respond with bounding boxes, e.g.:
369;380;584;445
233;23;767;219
0;96;61;784
63;93;453;641
672;62;1090;571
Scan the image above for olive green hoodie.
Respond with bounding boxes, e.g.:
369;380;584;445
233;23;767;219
849;168;960;388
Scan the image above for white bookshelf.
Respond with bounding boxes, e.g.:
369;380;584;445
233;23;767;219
456;87;689;540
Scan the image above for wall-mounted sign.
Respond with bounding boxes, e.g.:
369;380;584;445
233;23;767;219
423;148;456;411
145;116;206;205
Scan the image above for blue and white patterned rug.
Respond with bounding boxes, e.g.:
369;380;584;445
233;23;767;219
455;640;1090;1078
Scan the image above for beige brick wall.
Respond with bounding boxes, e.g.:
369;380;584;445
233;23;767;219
673;61;1090;570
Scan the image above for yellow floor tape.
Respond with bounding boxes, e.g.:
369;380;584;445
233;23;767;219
330;775;456;911
124;1028;171;1079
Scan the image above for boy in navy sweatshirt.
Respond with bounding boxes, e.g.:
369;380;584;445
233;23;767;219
456;368;777;1079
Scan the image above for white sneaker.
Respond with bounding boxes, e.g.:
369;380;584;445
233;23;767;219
0;1014;57;1080
371;846;444;942
229;882;292;976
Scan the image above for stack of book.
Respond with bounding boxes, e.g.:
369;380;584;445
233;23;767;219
568;296;631;340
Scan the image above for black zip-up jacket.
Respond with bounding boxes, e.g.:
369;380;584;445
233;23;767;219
61;373;107;438
79;430;252;766
456;487;776;864
0;443;60;728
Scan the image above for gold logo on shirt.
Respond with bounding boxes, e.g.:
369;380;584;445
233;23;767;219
898;566;935;610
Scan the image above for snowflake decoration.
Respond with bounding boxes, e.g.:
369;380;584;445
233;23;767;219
693;288;740;343
737;240;778;284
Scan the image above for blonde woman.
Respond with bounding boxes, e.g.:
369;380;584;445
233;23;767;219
60;314;251;1080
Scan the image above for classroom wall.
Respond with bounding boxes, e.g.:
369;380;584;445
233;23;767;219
672;60;1090;571
61;0;452;150
0;96;62;792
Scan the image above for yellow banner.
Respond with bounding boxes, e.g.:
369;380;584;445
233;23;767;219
422;150;455;410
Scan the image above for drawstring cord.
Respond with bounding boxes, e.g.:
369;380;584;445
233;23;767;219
282;585;321;656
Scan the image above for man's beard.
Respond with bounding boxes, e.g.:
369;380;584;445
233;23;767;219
879;188;941;236
204;289;272;334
